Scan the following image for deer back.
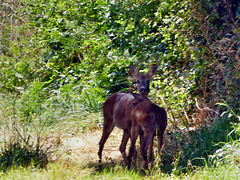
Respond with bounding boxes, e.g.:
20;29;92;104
102;92;145;130
131;102;167;131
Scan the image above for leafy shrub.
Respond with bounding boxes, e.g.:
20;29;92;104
0;93;48;172
160;106;240;174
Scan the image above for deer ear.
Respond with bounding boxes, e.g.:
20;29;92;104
147;64;157;78
129;65;140;78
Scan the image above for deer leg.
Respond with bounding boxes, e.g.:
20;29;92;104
128;127;138;169
148;133;155;166
133;145;137;169
119;129;130;165
140;132;154;169
98;121;114;168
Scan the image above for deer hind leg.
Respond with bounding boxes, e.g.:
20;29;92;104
119;129;130;165
98;120;114;168
132;144;137;169
140;132;154;169
148;132;155;166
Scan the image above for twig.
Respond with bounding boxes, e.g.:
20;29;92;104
160;96;178;130
195;97;219;114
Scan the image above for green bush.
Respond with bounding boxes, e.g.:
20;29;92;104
160;106;240;174
0;0;239;175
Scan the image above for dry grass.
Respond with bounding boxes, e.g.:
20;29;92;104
44;128;126;167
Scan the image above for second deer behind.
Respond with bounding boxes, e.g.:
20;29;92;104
128;90;167;169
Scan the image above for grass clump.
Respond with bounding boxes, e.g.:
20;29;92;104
0;142;48;172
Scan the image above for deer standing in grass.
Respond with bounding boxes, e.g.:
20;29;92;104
127;91;167;169
98;64;157;168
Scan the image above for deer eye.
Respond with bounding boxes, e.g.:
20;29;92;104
146;80;150;84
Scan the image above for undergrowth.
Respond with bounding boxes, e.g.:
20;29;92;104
0;91;101;172
0;0;239;179
0;90;239;178
0;143;48;171
160;107;240;174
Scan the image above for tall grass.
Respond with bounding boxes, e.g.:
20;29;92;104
0;86;102;172
1;91;240;179
185;140;240;180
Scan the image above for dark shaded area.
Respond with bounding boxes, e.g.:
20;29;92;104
0;143;48;172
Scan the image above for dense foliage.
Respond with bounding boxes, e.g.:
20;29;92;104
0;0;239;175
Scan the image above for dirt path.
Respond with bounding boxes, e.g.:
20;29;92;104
48;128;125;166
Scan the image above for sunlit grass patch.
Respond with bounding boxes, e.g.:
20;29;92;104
0;161;94;180
184;164;240;180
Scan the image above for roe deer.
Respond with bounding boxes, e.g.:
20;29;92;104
127;91;167;169
98;64;157;168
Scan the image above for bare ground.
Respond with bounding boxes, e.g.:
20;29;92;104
45;128;126;169
43;124;173;173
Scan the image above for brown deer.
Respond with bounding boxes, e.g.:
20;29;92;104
98;64;157;168
127;91;167;169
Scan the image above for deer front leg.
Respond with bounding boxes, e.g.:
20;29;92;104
98;122;114;169
119;129;130;165
128;127;138;169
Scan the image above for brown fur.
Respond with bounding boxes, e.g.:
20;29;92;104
128;92;167;169
98;65;157;168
